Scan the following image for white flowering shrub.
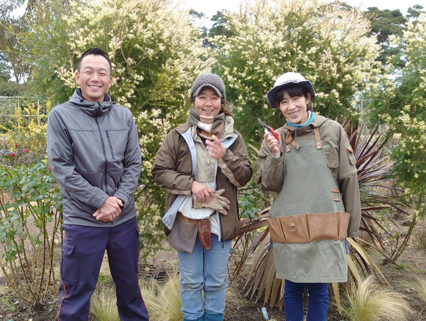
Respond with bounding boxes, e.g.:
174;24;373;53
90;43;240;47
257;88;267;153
26;0;213;257
367;13;426;198
211;0;381;140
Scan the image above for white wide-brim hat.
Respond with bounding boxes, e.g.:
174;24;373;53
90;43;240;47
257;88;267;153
267;72;316;108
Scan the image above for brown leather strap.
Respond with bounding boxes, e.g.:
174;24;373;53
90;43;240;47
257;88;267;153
314;127;322;150
331;188;340;193
177;212;214;225
177;212;199;225
285;129;300;152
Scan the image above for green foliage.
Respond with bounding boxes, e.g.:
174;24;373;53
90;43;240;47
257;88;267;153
207;10;235;44
0;80;27;96
364;7;407;67
211;0;381;143
366;13;426;198
0;0;31;85
0;57;10;81
97;273;113;287
238;181;262;220
407;5;425;22
0;161;62;307
22;0;79;104
0;294;15;312
1;101;50;148
0;100;50;167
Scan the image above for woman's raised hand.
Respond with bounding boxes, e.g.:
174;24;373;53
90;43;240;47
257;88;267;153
264;132;281;157
206;135;226;160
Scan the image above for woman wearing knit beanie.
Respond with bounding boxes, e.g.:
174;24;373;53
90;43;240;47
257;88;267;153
152;73;252;321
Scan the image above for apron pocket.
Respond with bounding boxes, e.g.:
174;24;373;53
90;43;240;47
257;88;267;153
307;212;350;241
267;217;287;243
308;212;339;241
280;214;310;244
168;216;198;254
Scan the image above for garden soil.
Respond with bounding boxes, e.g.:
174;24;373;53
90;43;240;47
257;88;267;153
1;213;426;321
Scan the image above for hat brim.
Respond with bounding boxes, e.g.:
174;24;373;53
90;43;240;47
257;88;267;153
192;85;223;98
267;80;316;108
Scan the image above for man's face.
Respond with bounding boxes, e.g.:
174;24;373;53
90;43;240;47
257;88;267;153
75;54;112;102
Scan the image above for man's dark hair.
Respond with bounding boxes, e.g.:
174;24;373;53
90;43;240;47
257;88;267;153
275;83;313;111
77;48;112;75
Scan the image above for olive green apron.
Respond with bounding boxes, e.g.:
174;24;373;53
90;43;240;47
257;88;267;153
269;127;348;283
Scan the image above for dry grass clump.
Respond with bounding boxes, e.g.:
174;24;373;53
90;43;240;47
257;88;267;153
341;276;411;321
140;272;242;321
91;289;120;321
140;272;183;321
405;274;426;306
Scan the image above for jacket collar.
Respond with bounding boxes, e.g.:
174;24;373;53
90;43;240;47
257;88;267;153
69;89;114;117
175;116;235;141
283;114;328;132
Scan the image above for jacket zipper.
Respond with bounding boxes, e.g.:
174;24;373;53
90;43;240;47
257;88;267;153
106;131;116;160
95;104;113;226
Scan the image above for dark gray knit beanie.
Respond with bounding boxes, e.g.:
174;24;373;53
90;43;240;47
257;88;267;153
190;73;226;99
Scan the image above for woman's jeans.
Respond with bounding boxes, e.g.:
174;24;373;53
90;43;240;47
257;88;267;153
177;234;232;321
284;280;329;321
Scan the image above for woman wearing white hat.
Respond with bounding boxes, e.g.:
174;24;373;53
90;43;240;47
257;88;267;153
257;72;361;321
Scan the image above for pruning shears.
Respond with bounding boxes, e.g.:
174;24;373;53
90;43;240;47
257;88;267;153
258;118;281;143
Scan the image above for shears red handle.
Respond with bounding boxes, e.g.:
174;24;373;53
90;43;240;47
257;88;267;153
258;118;281;143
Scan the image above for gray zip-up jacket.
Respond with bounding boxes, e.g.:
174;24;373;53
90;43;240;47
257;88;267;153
47;89;142;227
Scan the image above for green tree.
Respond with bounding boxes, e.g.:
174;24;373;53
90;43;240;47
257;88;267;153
202;10;235;48
366;13;426;199
406;4;425;22
0;0;30;84
0;79;25;96
0;55;9;81
21;0;78;103
209;10;234;38
189;9;208;46
364;7;407;68
211;0;381;142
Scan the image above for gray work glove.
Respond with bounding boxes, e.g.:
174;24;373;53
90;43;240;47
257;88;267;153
193;189;231;215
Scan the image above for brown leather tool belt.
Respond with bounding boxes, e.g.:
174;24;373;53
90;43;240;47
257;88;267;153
267;211;350;244
177;212;212;250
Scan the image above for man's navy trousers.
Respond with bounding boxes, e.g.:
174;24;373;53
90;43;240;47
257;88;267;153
56;217;149;321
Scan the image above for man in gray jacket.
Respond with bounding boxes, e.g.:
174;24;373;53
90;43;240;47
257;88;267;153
47;48;149;320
